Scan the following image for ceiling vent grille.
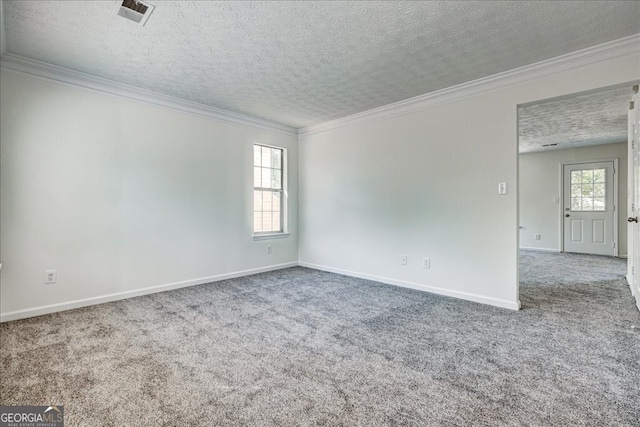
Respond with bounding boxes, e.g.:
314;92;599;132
542;143;558;147
114;0;155;26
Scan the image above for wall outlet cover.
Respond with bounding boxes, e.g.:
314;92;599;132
45;270;57;284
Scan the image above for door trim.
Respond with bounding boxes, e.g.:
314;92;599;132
628;88;640;311
559;158;619;256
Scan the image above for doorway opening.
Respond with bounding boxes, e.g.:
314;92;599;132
517;84;637;309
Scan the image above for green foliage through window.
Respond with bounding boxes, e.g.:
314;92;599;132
570;168;605;211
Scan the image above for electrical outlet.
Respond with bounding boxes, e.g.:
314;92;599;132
45;270;57;284
401;255;407;265
423;258;431;269
266;245;272;254
534;234;541;241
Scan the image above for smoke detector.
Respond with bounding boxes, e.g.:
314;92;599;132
114;0;155;26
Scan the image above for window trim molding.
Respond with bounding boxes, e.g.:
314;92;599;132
253;143;288;237
252;232;290;241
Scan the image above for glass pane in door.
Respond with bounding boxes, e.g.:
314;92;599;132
570;168;606;211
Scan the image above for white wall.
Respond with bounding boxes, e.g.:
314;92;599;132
2;42;638;320
0;71;298;320
519;143;628;254
298;54;639;310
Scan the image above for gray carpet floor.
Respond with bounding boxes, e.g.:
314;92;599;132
1;251;639;426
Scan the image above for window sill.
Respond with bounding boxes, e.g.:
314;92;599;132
253;232;290;241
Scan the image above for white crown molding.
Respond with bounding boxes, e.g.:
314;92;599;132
299;34;640;139
1;34;638;140
0;52;298;137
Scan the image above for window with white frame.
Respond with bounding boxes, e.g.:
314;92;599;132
253;144;284;234
570;168;606;211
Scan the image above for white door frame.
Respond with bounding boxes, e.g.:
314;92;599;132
628;86;640;310
517;82;640;313
559;158;619;256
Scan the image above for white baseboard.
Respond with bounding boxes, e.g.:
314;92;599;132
520;247;628;258
629;276;640;311
519;247;560;253
625;274;640;312
298;261;521;311
0;259;525;321
0;262;297;323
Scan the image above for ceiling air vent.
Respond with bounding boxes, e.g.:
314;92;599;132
542;143;558;147
114;0;155;26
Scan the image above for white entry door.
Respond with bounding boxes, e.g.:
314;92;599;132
563;161;616;256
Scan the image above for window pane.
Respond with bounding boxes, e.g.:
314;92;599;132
593;169;605;183
571;170;581;184
261;168;271;189
271;148;282;169
262;190;272;211
273;192;281;212
581;170;594;183
273;213;281;232
569;168;608;211
254;145;261;167
261;147;271;168
254;167;262;187
571;198;581;210
581;184;594;197
571;184;581;198
254;190;263;212
262;212;272;232
254;212;262;233
271;168;281;189
593;198;605;211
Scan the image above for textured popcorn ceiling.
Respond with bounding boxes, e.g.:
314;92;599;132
519;87;632;154
2;1;640;128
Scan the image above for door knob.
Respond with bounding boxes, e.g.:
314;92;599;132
628;217;639;223
565;214;570;217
